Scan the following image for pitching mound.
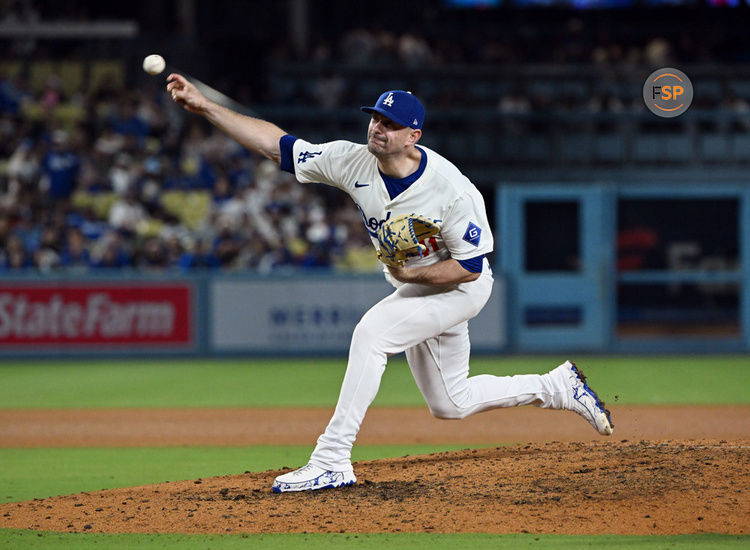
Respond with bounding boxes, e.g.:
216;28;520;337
1;439;747;535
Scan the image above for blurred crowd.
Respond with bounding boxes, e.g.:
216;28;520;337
0;74;377;274
267;21;750;113
2;1;750;274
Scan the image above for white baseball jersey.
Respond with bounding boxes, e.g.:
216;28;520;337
287;138;493;282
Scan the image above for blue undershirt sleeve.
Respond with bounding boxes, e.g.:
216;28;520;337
457;255;484;273
279;134;298;174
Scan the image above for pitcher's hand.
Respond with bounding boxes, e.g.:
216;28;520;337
166;73;208;114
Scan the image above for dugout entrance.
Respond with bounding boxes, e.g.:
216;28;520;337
498;183;750;353
499;184;613;352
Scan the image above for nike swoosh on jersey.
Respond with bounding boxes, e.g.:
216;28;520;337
354;181;369;188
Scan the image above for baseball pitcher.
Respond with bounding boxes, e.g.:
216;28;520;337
166;77;614;493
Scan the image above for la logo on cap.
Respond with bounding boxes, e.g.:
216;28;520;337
360;90;425;130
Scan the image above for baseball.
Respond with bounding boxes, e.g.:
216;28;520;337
142;54;166;75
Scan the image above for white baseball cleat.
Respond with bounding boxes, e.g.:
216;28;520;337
560;360;614;436
271;463;356;493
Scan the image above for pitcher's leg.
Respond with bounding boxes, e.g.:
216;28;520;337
308;318;388;471
310;275;493;470
310;288;447;470
406;324;567;420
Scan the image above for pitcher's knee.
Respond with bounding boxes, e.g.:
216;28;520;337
428;402;469;420
352;319;378;343
351;319;388;353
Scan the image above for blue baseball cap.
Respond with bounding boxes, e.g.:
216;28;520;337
361;90;425;130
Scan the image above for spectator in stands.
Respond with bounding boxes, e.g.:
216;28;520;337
111;97;149;141
4;138;39;205
107;152;136;195
644;37;674;68
39;74;63;112
162;233;185;267
74;206;109;242
108;188;147;236
0;212;10;266
2;0;40;56
39;129;79;202
91;230;131;269
0;69;29;115
226;151;254;189
211;173;234;210
59;226;92;271
94;122;126;158
9;17;738;276
339;28;376;65
1;234;32;270
312;70;346;109
214;227;247;268
397;32;432;67
137;236;169;271
178;237;221;270
722;91;750;132
33;223;63;272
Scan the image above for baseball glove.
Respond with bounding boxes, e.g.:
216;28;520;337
376;213;441;267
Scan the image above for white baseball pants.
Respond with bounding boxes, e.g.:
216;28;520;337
309;267;568;471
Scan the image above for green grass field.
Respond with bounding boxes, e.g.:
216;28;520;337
1;356;747;549
2;355;748;409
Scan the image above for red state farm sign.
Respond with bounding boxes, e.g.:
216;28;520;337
0;284;193;346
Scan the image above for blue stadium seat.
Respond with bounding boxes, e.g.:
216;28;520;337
697;79;723;101
700;134;730;163
632;134;663;162
730;133;750;163
559;134;592;163
497;135;524;162
517;135;552;163
473;134;495;161
560;80;588;98
594;133;625;163
729;80;750;98
664;134;692;162
633;134;691;164
468;81;494;102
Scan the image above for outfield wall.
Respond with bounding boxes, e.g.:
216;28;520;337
0;273;507;357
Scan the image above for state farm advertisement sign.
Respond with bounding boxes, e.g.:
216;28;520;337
0;283;193;347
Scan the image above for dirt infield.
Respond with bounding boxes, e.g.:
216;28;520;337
1;406;748;535
2;405;749;447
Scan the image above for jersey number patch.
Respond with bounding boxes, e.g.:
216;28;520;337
463;222;481;247
418;237;440;257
